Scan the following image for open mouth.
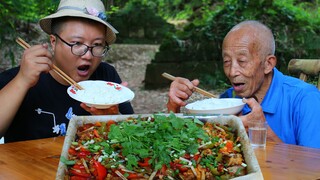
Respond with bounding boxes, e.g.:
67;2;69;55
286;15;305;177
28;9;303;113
78;65;90;72
233;82;244;87
77;65;90;76
232;82;245;91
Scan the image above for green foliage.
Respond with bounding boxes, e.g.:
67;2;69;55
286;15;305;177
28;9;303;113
0;0;58;68
1;0;319;90
108;1;175;44
152;0;320;88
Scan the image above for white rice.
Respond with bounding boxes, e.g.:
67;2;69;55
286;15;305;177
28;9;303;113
73;81;134;105
186;98;243;110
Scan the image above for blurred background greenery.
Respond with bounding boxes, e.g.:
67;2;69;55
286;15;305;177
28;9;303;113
0;0;319;89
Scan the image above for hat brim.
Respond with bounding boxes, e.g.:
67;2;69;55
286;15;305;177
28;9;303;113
39;10;118;45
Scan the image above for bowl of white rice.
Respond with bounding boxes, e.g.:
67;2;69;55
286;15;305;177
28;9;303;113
67;80;135;109
185;98;245;115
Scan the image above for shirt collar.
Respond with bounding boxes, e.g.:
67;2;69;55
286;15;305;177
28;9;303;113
242;67;282;114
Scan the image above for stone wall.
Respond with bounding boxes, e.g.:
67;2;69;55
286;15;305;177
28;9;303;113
144;61;217;89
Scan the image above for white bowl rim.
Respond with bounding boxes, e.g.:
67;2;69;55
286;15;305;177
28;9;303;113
185;98;245;111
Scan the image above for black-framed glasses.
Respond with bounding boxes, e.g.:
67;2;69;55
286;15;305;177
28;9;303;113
54;34;110;57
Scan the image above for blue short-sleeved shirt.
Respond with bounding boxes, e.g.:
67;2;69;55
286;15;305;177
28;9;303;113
220;68;320;148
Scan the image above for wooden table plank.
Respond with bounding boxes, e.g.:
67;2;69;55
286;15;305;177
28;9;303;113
0;137;64;179
0;137;320;179
254;141;320;180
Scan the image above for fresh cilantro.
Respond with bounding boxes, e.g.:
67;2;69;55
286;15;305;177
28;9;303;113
193;118;204;125
88;144;101;152
106;114;212;171
126;154;138;170
108;125;124;140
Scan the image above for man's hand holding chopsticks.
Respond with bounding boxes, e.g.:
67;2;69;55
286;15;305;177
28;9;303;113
167;77;199;113
17;43;53;89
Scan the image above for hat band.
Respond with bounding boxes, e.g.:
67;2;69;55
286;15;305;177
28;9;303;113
57;6;107;21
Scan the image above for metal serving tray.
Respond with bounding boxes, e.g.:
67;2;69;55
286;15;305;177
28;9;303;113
56;114;263;180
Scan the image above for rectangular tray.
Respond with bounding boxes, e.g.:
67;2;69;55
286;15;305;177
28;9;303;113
56;114;263;179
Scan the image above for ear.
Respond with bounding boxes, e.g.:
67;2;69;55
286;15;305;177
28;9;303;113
49;34;56;52
264;55;277;74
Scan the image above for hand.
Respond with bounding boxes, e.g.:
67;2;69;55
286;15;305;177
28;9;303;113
16;44;53;89
239;98;265;129
239;98;282;142
80;103;119;115
167;77;199;113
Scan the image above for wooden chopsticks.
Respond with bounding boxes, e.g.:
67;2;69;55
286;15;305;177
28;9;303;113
162;72;218;98
16;37;83;90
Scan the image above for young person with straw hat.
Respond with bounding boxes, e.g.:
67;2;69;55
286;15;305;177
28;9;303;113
0;0;134;143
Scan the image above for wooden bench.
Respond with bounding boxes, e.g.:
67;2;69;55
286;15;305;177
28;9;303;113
288;59;320;90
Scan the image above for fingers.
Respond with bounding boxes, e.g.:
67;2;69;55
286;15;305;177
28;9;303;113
239;97;266;129
80;103;91;112
17;44;53;88
167;77;199;112
243;98;263;116
80;103;119;115
242;98;258;107
191;79;200;87
168;78;196;101
121;81;128;87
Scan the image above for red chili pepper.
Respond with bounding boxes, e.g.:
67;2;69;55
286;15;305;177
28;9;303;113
69;169;91;178
177;164;189;172
73;164;86;170
107;82;114;86
68;148;77;155
217;164;224;172
93;160;107;180
106;120;116;131
183;153;191;159
93;129;100;138
138;157;151;167
226;141;233;151
160;164;167;175
107;120;116;126
170;162;188;172
219;140;234;153
127;173;143;179
78;123;94;132
193;154;200;161
77;148;90;158
94;122;102;127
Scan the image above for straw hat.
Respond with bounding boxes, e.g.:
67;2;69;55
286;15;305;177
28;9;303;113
39;0;118;44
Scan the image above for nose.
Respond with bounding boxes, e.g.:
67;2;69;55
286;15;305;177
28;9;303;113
81;48;93;60
229;61;240;77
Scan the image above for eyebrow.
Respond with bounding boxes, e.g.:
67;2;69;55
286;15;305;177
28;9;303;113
223;49;249;57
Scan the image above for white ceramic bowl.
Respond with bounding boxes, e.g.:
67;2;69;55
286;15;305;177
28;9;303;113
67;80;135;109
185;98;245;115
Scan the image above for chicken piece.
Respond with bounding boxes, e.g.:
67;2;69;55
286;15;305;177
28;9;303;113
228;154;244;166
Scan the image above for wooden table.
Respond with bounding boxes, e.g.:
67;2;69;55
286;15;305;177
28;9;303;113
0;137;319;180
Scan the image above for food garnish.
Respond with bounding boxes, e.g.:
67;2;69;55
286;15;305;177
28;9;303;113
62;113;247;179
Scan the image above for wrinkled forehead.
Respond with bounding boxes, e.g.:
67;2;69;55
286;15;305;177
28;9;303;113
223;27;257;49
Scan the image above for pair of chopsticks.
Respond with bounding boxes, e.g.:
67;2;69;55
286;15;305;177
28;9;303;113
16;37;84;90
162;72;218;98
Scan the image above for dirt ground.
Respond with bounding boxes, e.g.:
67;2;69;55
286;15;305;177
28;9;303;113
107;44;169;114
107;44;217;114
